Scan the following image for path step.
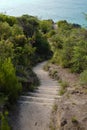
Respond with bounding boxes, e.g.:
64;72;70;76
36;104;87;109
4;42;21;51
41;81;58;85
25;92;60;99
38;87;59;91
35;89;57;95
20;96;55;103
18;100;53;107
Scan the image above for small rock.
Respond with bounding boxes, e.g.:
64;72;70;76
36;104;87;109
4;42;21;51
61;119;67;126
35;122;37;126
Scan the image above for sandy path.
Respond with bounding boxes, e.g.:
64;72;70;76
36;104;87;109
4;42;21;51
10;62;60;130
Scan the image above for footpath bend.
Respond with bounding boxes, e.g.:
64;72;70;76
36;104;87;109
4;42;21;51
10;62;60;130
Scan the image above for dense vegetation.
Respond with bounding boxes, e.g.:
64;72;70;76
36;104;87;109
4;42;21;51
48;20;87;85
0;14;52;102
0;15;86;102
0;14;87;129
0;14;53;129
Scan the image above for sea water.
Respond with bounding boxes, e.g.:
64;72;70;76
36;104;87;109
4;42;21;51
0;0;87;26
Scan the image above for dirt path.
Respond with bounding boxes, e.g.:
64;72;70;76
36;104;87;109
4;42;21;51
10;62;60;130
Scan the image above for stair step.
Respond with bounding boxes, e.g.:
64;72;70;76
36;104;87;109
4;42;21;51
38;87;59;91
35;89;57;95
20;96;55;103
18;100;53;107
25;92;59;99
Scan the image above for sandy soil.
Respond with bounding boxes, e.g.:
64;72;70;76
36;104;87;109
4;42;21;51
47;63;87;130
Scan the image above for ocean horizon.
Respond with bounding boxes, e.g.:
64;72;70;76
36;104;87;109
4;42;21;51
0;0;87;27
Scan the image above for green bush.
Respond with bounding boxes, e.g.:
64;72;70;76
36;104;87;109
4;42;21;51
51;49;62;65
0;58;22;103
61;81;69;89
59;89;66;95
32;31;51;60
43;62;50;71
40;19;53;34
71;116;78;124
59;81;69;95
71;40;87;73
80;70;87;86
50;21;87;74
0;112;11;130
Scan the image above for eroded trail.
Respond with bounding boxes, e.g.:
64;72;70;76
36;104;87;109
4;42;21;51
10;62;60;130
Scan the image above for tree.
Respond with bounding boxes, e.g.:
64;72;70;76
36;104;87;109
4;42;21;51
17;15;39;37
57;20;72;30
71;40;87;72
0;40;14;62
51;35;63;50
32;31;51;59
0;112;11;130
0;13;17;26
13;34;27;47
0;22;11;40
11;24;23;36
40;20;53;34
0;58;22;103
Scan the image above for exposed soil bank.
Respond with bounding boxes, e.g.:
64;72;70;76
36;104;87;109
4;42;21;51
47;63;87;130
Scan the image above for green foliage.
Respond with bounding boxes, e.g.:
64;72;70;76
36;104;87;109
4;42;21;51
0;40;14;62
80;70;87;86
13;34;27;46
59;81;69;95
0;58;22;103
32;31;51;60
59;89;66;95
0;13;17;26
52;104;58;113
0;112;11;130
71;116;78;124
14;42;35;67
0;14;52;106
71;40;87;73
17;14;39;37
47;30;56;38
50;20;87;73
0;22;11;40
51;35;63;49
22;43;36;66
49;69;58;79
40;19;53;34
61;81;69;88
51;49;62;65
0;93;8;105
57;20;72;31
43;62;50;71
61;38;76;68
11;24;23;36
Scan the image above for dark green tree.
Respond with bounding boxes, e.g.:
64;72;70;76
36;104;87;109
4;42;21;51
0;58;22;103
17;15;39;37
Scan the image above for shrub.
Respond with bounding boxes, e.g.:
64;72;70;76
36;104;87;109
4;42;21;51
0;112;11;130
59;88;66;95
80;70;87;86
71;41;87;73
43;63;50;71
71;116;78;124
40;20;53;34
0;58;22;103
52;104;58;113
61;81;69;89
59;81;69;95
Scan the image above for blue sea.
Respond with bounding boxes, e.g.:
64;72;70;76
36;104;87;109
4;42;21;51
0;0;87;26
